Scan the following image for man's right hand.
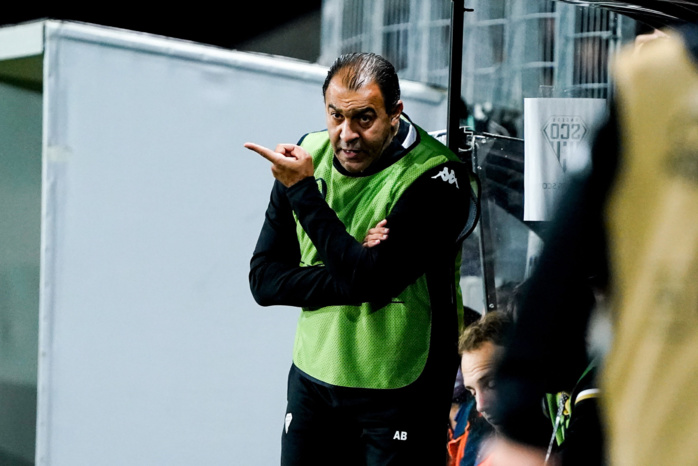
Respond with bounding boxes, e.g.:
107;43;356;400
244;142;314;187
362;219;389;248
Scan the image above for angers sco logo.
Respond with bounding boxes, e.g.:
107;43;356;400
542;116;588;172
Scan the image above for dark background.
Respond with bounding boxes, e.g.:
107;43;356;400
4;2;698;50
1;2;324;50
559;0;698;27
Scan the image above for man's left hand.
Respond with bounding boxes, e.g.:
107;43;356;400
244;142;314;187
362;219;389;248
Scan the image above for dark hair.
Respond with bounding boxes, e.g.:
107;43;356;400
458;310;512;354
322;52;401;113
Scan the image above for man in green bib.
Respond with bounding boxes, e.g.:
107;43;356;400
246;52;474;465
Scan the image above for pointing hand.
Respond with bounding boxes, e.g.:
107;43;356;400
244;142;314;187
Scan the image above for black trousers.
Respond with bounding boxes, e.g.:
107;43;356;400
281;364;454;466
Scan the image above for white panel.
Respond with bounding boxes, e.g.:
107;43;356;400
38;23;321;466
0;21;44;60
35;20;448;466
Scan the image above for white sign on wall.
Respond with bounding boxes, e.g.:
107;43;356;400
523;98;606;221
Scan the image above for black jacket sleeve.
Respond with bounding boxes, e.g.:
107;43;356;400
249;160;471;308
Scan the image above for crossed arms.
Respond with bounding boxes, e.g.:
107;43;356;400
246;142;470;309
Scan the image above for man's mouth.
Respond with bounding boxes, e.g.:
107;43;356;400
341;148;361;158
482;414;499;427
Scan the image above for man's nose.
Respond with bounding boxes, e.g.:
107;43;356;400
340;119;359;143
475;392;491;415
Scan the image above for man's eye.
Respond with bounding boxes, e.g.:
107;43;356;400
486;379;496;390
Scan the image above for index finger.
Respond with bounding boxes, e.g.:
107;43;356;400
244;142;281;164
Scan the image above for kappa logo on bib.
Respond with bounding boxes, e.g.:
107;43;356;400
431;167;459;188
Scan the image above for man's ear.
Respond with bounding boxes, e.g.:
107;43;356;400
391;100;404;123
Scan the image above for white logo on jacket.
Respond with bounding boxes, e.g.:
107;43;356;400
285;413;293;434
431;167;459;188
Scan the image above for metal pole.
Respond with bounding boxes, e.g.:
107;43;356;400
447;0;465;155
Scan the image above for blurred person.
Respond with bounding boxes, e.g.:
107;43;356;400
489;23;698;466
246;52;477;465
460;311;511;433
448;310;548;466
448;307;493;466
633;27;668;55
450;306;489;425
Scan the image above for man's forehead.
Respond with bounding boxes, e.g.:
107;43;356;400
326;73;379;94
461;357;496;378
461;342;503;381
325;78;385;113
